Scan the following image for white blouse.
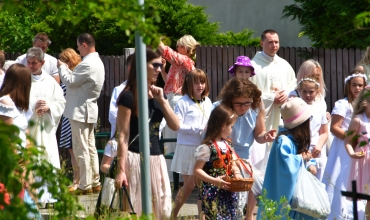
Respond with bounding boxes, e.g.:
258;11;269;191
0;96;29;148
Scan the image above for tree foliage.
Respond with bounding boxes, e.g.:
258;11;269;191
0;121;82;219
282;0;370;49
0;0;259;55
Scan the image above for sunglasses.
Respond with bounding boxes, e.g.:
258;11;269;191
152;62;164;69
232;101;253;108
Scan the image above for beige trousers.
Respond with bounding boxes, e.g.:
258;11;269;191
69;119;100;190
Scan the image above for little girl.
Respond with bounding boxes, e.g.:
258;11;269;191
170;69;213;218
323;70;367;219
345;85;370;219
293;77;328;180
257;98;315;219
194;104;245;219
228;56;255;79
218;78;276;219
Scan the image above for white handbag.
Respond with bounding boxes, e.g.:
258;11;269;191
100;177;119;209
290;162;330;219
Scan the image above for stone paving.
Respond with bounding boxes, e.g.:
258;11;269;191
40;187;257;219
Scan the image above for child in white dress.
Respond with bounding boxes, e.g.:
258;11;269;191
292;77;328;180
170;69;213;218
323;71;367;219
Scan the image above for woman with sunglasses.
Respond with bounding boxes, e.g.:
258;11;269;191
217;77;276;220
115;49;179;219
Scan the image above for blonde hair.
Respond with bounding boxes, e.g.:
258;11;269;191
353;87;370;116
296;59;326;98
177;35;199;59
357;46;370;66
59;48;82;70
297;76;320;92
356;47;370;74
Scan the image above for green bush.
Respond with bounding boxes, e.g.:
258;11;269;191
0;120;83;219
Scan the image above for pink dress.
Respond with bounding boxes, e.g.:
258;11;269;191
348;113;370;194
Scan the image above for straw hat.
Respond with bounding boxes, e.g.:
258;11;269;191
280;98;312;129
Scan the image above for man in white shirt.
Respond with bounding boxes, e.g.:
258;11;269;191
108;53;133;138
250;29;296;132
16;33;60;84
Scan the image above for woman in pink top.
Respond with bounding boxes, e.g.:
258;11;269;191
158;35;199;109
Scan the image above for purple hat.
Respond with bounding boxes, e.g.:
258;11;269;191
228;56;255;76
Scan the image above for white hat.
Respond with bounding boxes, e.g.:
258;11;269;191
281;98;313;129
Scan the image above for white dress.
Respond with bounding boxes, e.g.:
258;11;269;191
323;98;366;219
0;96;29;148
308;102;328;181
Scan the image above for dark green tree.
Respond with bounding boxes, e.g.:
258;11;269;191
0;0;259;55
282;0;370;48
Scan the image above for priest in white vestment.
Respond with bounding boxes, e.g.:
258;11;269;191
250;30;296;170
26;47;66;204
250;30;296;131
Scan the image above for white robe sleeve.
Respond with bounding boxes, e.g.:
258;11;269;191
47;81;66;127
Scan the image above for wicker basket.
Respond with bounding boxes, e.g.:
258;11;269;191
224;159;254;192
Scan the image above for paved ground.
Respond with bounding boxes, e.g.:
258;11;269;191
40;186;257;219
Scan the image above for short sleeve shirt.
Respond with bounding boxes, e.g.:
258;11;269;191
117;90;164;155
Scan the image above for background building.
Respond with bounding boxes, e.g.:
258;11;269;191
188;0;312;47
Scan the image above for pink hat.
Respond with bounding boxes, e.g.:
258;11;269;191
228;56;255;76
281;98;313;129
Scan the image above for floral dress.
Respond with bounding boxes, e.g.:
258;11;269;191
195;139;238;219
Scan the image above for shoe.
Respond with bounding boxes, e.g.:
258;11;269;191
68;184;78;191
70;187;93;195
92;185;101;194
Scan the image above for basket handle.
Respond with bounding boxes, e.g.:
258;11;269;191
237;158;253;178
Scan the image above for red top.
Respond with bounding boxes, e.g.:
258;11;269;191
162;46;195;95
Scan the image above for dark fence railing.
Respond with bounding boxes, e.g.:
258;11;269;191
196;46;366;114
6;47;366;133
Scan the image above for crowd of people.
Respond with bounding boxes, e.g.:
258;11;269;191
1;28;370;220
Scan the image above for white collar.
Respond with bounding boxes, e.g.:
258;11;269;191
261;51;275;62
82;52;98;60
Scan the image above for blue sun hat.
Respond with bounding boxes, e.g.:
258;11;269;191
228;56;255;76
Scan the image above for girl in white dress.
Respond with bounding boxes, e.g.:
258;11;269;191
0;64;41;219
170;69;213;218
293;77;328;180
323;70;367;219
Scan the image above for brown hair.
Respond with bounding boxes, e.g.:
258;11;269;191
118;49;162;116
181;69;210;98
261;29;278;41
0;50;5;69
219;78;262;111
59;48;82;70
0;64;31;111
77;33;96;47
279;118;311;154
33;33;51;45
344;70;366;104
201;104;236;145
